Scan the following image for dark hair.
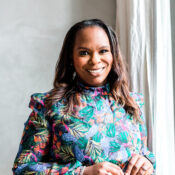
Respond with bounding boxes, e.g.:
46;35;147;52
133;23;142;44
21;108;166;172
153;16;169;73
45;19;140;121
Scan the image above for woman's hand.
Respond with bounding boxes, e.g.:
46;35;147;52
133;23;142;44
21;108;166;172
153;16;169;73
83;162;124;175
124;154;153;175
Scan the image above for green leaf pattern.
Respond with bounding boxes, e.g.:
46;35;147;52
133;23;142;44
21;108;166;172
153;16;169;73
13;85;156;174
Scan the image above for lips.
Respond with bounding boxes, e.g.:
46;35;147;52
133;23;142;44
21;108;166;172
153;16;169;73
87;67;104;73
86;67;105;75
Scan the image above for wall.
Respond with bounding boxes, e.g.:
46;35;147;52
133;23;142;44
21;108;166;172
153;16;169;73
0;0;116;174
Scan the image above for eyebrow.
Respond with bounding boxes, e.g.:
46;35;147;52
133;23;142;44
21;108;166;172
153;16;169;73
77;46;110;50
77;47;90;50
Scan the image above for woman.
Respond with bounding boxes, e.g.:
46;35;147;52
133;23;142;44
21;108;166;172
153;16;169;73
13;19;156;175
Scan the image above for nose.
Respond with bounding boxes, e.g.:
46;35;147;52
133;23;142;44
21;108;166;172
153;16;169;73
89;52;101;65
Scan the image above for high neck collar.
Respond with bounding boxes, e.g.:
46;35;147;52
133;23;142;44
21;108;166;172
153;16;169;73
77;81;110;96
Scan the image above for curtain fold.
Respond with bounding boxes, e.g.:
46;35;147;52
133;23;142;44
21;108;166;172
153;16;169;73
116;0;175;174
116;0;154;151
154;0;175;174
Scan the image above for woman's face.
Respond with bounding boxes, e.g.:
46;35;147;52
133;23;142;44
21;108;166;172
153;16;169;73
73;26;113;87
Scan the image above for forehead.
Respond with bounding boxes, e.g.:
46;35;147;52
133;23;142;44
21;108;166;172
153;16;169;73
74;26;110;46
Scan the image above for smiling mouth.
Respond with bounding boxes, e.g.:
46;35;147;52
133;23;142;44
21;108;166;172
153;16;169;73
87;67;105;73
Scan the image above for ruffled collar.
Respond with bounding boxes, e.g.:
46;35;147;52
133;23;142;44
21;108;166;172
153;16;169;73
78;81;110;96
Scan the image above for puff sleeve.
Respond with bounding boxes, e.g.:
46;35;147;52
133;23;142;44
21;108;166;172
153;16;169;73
12;93;83;175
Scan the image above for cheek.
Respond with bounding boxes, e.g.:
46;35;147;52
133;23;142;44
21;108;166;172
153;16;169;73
74;59;81;67
107;56;113;68
73;58;86;71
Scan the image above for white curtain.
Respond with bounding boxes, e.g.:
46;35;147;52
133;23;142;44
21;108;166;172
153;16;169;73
116;0;155;150
155;0;175;174
116;0;175;174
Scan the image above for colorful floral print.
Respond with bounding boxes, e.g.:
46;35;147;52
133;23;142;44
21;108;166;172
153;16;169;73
13;83;156;174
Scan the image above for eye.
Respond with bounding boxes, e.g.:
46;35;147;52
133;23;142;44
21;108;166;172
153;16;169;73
79;50;89;56
99;49;109;54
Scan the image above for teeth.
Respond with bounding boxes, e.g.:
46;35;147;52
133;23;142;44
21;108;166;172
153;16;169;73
88;68;104;73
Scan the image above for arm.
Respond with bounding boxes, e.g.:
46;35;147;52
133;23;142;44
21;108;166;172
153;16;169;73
125;93;156;175
138;94;156;171
12;93;82;175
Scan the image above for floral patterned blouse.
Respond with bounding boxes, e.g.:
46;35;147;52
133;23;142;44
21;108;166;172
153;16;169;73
13;83;156;174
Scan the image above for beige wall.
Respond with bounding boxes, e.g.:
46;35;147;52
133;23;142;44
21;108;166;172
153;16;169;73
0;0;116;174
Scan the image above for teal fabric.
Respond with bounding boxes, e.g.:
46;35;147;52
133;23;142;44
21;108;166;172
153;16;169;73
13;83;156;174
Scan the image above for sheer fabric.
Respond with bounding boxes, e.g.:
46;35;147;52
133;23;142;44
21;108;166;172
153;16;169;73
116;0;175;174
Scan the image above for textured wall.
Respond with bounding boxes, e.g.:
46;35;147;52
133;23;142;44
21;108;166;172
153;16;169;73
0;0;116;174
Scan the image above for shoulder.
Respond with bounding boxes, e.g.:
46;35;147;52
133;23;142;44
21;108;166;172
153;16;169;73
130;92;145;122
129;92;144;107
29;91;65;113
29;92;50;112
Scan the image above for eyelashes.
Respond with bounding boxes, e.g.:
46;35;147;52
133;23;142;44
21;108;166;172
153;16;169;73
99;49;109;54
79;51;89;56
79;49;109;56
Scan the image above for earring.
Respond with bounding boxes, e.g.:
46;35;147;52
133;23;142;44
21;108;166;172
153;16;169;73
73;72;76;79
